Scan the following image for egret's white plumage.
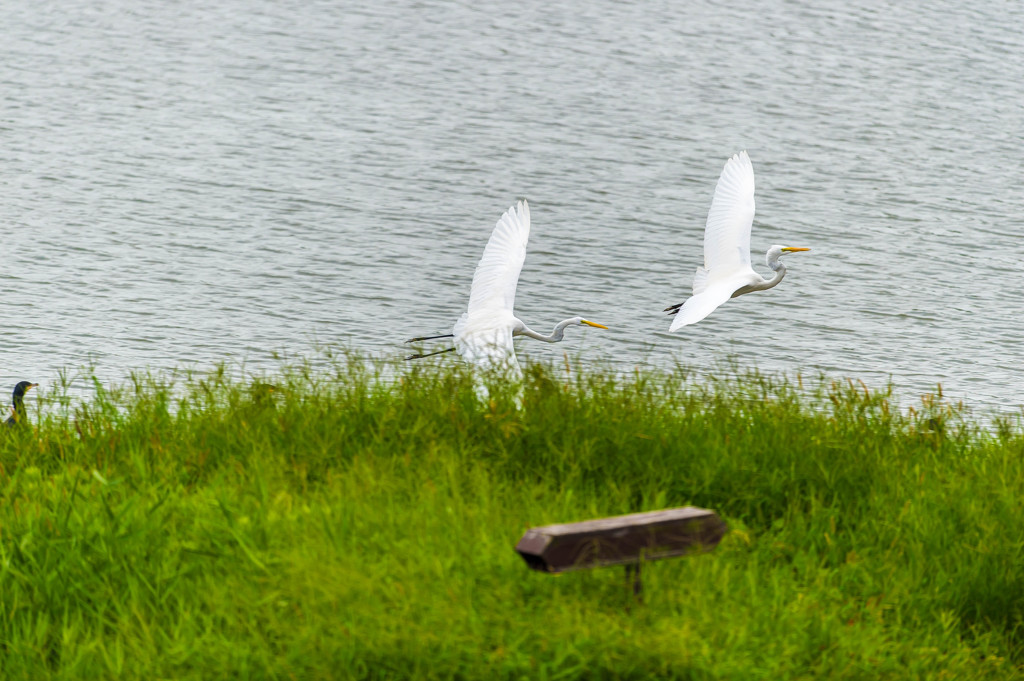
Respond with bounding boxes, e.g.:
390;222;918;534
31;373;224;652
667;152;809;331
407;200;607;380
453;201;532;377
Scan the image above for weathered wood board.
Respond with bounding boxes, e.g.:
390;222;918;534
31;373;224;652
515;506;727;573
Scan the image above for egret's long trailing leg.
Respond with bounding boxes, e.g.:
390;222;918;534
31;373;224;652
405;347;457;361
406;333;455;343
663;302;683;315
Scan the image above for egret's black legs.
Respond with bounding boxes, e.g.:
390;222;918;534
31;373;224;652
405;347;457;361
664;302;683;315
406;333;455;343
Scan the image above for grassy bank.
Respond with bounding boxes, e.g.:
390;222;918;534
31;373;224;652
1;356;1023;679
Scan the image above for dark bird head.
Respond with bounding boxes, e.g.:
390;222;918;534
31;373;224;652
12;382;38;404
7;381;38;427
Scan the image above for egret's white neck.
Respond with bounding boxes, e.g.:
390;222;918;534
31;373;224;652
515;318;578;343
751;260;787;292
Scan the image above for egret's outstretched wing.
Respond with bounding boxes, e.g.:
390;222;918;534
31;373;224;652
669;276;747;332
466;201;531;316
701;151;755;281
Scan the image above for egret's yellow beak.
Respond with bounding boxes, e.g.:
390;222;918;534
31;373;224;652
781;247;810;252
581;320;609;329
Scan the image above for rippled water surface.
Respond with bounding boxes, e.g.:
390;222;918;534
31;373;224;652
2;0;1022;411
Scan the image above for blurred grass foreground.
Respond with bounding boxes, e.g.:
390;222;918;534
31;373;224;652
1;354;1023;679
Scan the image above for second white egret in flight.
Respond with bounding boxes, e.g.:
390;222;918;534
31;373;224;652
665;151;810;331
407;200;608;377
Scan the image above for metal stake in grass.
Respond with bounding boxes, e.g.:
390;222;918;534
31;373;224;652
624;562;642;600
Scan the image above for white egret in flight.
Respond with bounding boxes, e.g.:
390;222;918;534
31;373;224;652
406;200;608;377
665;151;810;331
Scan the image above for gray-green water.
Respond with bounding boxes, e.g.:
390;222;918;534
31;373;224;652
1;0;1022;410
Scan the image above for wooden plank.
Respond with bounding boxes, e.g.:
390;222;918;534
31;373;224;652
514;506;727;573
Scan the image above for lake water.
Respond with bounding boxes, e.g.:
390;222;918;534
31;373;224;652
2;0;1022;413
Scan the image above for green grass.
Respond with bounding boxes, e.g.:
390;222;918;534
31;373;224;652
1;354;1023;679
